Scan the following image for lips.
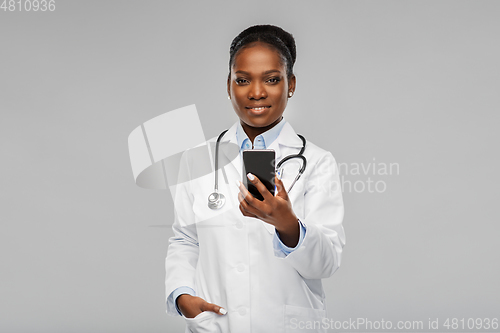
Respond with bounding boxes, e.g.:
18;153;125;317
246;106;271;112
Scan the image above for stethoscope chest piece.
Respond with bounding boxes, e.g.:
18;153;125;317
208;191;226;210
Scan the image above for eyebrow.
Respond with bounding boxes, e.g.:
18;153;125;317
235;69;282;75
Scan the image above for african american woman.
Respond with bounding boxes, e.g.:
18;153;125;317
165;24;345;333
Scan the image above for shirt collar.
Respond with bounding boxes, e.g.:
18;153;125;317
236;117;287;151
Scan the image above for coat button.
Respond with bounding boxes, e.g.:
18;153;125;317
238;307;247;316
237;264;245;272
235;222;243;229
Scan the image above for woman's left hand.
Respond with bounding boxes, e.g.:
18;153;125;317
237;173;300;247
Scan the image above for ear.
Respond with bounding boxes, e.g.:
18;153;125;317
227;73;231;98
288;74;296;96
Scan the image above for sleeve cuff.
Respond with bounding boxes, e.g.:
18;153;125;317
273;219;307;257
171;286;196;316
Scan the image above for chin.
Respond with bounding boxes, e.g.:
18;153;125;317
244;118;273;128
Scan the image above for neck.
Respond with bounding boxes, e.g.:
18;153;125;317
241;117;282;143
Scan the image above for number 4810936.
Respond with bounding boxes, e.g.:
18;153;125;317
1;0;56;11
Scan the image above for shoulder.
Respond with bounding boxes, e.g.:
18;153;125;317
281;122;335;156
299;139;342;197
208;123;238;145
279;121;339;169
303;139;338;168
182;125;238;166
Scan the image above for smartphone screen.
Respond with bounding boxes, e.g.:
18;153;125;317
242;149;275;201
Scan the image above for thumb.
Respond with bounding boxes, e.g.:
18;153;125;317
275;175;288;199
204;301;227;316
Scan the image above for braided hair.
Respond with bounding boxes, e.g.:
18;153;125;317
229;25;296;80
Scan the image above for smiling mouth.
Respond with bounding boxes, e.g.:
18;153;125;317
246;106;271;112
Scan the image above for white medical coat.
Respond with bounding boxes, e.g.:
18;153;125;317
165;121;345;333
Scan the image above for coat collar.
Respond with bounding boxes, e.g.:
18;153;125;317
219;121;303;180
221;121;303;156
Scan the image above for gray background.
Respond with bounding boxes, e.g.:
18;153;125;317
1;0;499;332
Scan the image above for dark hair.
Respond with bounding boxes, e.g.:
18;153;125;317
229;24;296;79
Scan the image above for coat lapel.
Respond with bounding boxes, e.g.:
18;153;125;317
218;122;241;182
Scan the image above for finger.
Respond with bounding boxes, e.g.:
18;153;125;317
237;178;270;216
238;199;252;217
238;193;261;218
238;192;247;205
205;302;227;316
235;180;252;200
238;192;255;217
247;173;273;201
237;179;260;208
236;183;249;202
239;204;250;217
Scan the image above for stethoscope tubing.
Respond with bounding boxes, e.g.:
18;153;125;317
208;130;306;210
214;129;229;192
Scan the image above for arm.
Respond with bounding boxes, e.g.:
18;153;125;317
273;219;307;256
280;152;345;279
170;286;196;315
164;153;199;316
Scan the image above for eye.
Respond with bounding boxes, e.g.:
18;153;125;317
267;77;281;84
235;78;249;85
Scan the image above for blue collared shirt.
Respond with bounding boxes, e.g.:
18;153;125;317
236;117;287;150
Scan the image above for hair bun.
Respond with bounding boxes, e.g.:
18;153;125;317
229;24;297;78
237;25;296;65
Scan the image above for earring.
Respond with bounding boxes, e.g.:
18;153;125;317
228;96;231;100
288;92;293;97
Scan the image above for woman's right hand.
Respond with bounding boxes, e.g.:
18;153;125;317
176;294;227;318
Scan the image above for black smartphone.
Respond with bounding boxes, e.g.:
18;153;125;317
242;149;276;201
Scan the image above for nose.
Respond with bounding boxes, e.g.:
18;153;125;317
248;81;267;100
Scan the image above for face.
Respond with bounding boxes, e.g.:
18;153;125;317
227;42;296;132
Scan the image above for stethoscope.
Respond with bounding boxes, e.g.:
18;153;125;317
208;129;307;210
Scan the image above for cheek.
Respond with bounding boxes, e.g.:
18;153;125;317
231;84;246;98
272;89;288;103
271;82;288;97
233;96;248;110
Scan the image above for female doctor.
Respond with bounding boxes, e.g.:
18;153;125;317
165;25;345;333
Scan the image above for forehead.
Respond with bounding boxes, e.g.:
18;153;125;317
232;42;285;74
